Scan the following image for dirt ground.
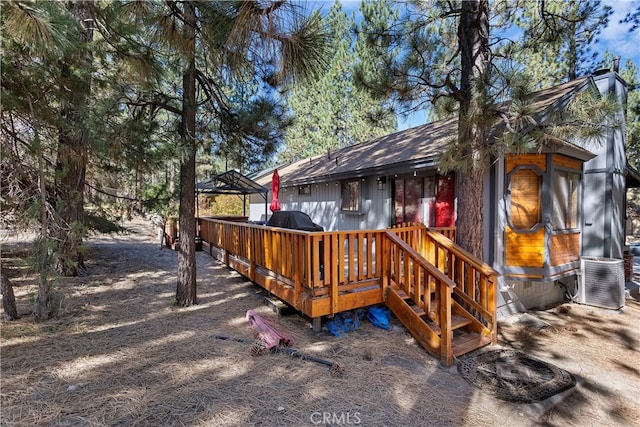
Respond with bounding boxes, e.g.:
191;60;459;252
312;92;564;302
1;219;639;427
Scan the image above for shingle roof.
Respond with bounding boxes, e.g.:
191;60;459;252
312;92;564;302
271;75;594;186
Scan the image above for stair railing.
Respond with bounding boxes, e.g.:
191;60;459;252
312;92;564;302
383;230;457;365
391;223;498;346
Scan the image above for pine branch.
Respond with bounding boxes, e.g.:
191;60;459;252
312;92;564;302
122;95;182;116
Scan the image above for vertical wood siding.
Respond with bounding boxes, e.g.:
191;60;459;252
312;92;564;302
505;226;545;267
506;154;546;173
549;233;580;266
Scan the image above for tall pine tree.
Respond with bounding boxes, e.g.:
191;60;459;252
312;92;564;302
356;0;618;258
113;1;328;306
281;0;395;164
513;0;612;87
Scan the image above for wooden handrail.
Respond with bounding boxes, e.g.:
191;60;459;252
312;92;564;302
390;222;498;347
198;218;498;359
384;230;457;365
424;229;497;277
385;231;456;289
198;218;386;317
430;226;456;241
452;287;493;320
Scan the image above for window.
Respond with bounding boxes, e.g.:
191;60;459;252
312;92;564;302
394;178;424;224
298;185;310;196
553;171;580;230
508;168;542;230
341;180;361;212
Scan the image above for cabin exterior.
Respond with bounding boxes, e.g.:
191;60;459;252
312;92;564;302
248;71;632;319
248;116;460;231
489;72;631;316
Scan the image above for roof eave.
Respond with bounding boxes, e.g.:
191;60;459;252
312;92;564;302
281;157;439;187
538;140;596;162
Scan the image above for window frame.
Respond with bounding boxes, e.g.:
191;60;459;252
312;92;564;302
506;165;544;232
298;185;311;196
341;179;362;213
552;169;581;231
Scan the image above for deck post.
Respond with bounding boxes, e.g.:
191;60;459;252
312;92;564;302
489;273;498;345
381;233;389;300
293;234;302;310
312;317;322;332
249;228;256;282
440;281;453;366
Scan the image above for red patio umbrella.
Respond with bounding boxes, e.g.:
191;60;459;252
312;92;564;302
270;169;281;212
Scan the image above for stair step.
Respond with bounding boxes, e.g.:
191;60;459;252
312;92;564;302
452;333;492;357
396;289;409;299
411;304;426;316
426;314;473;335
452;314;473;330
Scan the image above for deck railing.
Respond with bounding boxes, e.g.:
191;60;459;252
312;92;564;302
383;230;457;363
198;218;386;321
198;218;497;364
390;223;498;348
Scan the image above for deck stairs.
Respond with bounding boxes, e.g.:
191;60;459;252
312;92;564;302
386;284;492;360
383;228;495;363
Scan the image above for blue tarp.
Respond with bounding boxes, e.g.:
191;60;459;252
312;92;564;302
324;306;392;337
367;306;392;330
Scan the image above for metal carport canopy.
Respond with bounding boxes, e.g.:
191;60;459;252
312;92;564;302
196;169;268;195
196;170;268;218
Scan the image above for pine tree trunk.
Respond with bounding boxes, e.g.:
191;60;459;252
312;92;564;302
135;165;142;213
27;93;53;322
55;1;94;276
176;1;198;306
456;0;489;260
567;21;577;80
456;164;485;258
1;273;19;321
36;270;49;321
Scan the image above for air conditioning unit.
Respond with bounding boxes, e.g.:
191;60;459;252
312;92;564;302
578;257;625;309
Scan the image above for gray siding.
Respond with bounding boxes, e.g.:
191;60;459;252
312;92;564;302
612;172;626;258
497;279;565;319
583;172;607;256
493;72;629;313
250;177;392;231
582;73;628;258
249;194;269;222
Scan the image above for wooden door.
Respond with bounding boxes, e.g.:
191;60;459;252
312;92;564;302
435;174;455;227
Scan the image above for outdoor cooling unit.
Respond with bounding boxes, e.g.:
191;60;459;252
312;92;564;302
578;257;625;309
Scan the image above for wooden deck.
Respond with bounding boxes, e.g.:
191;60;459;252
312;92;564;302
198;218;497;366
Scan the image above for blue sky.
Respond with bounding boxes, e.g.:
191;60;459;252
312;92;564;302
309;0;640;130
600;0;640;68
324;0;639;67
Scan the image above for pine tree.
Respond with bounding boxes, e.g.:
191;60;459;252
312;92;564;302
621;5;640;32
281;0;395;164
513;0;612;87
611;57;640;169
54;0;95;276
356;0;618;259
1;1;79;319
113;1;327;306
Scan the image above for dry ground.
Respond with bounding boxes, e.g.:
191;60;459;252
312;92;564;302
1;219;639;426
